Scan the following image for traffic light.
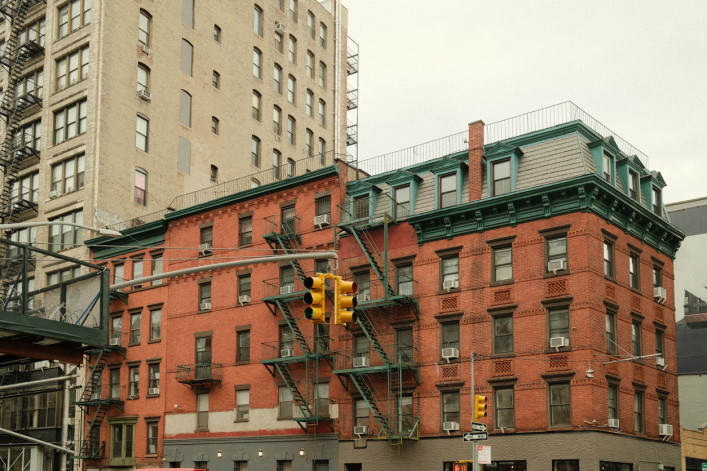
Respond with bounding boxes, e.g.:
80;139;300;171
453;462;470;471
334;278;358;325
303;274;326;323
474;395;487;421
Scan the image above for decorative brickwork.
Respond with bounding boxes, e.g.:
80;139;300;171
546;279;567;297
657;372;666;388
440;297;458;311
607;362;619;375
548;354;568;370
634;364;644;382
493;289;512;304
442;365;459;380
606;283;617;301
494;360;513;376
631;295;641;313
655;306;664;321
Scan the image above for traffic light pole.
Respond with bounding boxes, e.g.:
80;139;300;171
471;352;478;471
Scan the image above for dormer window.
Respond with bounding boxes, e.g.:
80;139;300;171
652;187;661;215
439;173;456;209
492;159;511;196
394;185;410;218
602;154;611;182
629;170;639;201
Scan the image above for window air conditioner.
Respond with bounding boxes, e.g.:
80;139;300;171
200;301;211;311
109;337;121;346
441;347;459;361
199;242;212;255
280;285;294;295
137;89;152;102
356;291;370;302
656;356;666;368
141;44;151;55
353;357;369;368
608;418;619;428
547;259;567;273
49;190;59;199
281;349;294;358
238;294;251;305
653;287;667;304
275;134;281;142
550;337;569;349
443;279;459;291
443;421;460;431
658;424;673;436
148;387;160;395
314;214;331;226
275;23;287;33
353;425;368;436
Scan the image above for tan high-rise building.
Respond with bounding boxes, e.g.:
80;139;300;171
0;0;350;287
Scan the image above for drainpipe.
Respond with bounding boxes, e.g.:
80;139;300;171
60;367;72;470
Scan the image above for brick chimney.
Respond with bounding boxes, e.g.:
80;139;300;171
468;120;485;202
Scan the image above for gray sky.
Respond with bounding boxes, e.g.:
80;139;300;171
345;0;707;204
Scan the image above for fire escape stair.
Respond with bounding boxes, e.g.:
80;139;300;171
264;231;307;282
356;310;390;365
349;372;392;438
345;225;395;297
273;362;314;430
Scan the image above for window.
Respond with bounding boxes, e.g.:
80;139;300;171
318;138;325;163
134;168;147;205
236;389;249;420
307;11;315;37
149;309;161;341
211;117;219;134
353;333;369;360
130;312;141;344
17;69;44;100
179;90;192;126
275;0;284;10
238;274;251;299
318;61;326;88
136;114;148;151
288;0;297;22
47;266;80;285
151;253;163;285
653;265;662;288
655;329;664;359
253;5;263;36
306;89;313;116
546;235;568;272
280;325;294;355
196;393;209;430
493;315;513;354
138;10;151;45
251;136;260;167
548;307;570;346
634;391;644;433
319;22;327;48
549;383;571;426
441;391;460;425
608;384;618;421
492;159;511;196
353;272;370;301
316;383;329;416
652;187;661;215
287;116;295;144
199;282;211;310
396;327;413;363
281;203;296;234
274;64;282;93
252;91;261;121
600;463;633;471
629;253;640;290
211;70;220;89
631;320;642;357
396;264;413;296
8;227;37;259
658;397;666;425
602;153;612;182
234;462;248;471
493;246;513;282
128;365;139;397
146;420;158;454
277;461;292;471
132;258;143;287
318;99;326;126
110;317;122;345
253;48;262;78
441;321;460;351
306;50;314;78
56;45;88;91
439;173;456;208
353;194;368;219
20;18;46;47
109;420;136;466
278;386;293;418
629;170;639;201
288;35;296;63
113;263;125;285
494;387;515;429
237;330;250;362
49;210;83;251
287;75;295;103
13;120;41;153
200;226;213;251
137;63;149;93
10;172;38;204
239;216;252;246
280;266;295;293
213;24;221;42
440;255;459;290
195;336;212;380
273;106;281;134
54;99;87;144
274;32;283;53
58;0;91;39
182;0;194;27
354;399;369;428
179;136;191;173
110;368;120;399
286;158;295;177
604;240;614;278
553;461;579;471
272;150;281;179
148;363;159;393
606;310;616;353
394;185;410;218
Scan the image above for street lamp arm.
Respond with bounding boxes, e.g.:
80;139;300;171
0;221;122;237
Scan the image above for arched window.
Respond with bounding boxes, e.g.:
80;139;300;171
180;90;192;127
251;136;261;167
181;39;193;75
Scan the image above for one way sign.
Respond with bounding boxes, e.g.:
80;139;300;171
463;432;488;441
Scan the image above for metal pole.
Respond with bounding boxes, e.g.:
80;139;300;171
471;352;478;471
60;368;71;470
0;426;75;454
0;374;78;391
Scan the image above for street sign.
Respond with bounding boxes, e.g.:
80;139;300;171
463;432;488;441
701;463;707;471
471;422;487;432
477;445;491;464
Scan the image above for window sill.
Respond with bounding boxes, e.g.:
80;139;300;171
543;270;570;278
234;418;249;423
490;352;515;359
604;275;617;283
146;394;159;398
235;360;250;365
630;287;642;294
148;338;161;344
437;358;462;365
543;347;571;354
128;343;141;347
277;416;294;421
195;427;209;432
437;288;460;295
490;279;514;287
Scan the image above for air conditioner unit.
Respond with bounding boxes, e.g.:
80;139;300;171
275;134;281;142
109;337;121;346
356;292;370;302
33;360;51;369
137;89;151;102
200;301;211;311
547;259;567;273
550;337;569;349
141;44;151;55
280;285;294;295
314;214;331;226
658;424;673;436
49;190;59;199
199;242;212;255
353;425;368;436
148;387;159;395
656;356;666;368
441;347;459;361
443;279;459;291
238;294;251;305
654;287;667;304
443;421;460;431
353;357;369;368
608;418;620;428
281;349;294;357
275;23;287;33
127;394;138;400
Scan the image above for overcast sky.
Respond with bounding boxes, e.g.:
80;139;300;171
345;0;707;204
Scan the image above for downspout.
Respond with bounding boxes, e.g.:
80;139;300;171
60;367;71;470
334;0;341;159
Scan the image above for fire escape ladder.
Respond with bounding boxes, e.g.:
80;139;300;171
348;225;394;296
274;362;312;423
388;360;403;444
274;299;312;355
266;233;307;282
80;350;110;403
349;372;391;437
356;309;390;365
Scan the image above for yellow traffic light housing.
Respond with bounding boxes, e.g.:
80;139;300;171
474;394;487;421
303;274;326;323
334;278;358;325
